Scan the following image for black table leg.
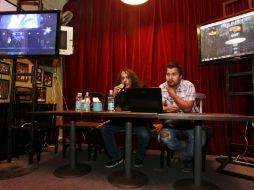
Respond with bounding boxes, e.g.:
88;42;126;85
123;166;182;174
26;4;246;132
108;121;148;188
174;124;220;190
54;120;91;178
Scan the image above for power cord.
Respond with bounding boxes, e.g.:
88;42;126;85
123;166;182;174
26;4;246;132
234;121;249;163
54;73;69;110
20;122;32;128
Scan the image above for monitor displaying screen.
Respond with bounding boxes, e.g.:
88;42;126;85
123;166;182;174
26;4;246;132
198;10;254;63
0;10;60;57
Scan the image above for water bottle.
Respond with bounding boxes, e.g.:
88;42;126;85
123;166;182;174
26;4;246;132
108;90;114;111
75;92;82;111
84;92;91;111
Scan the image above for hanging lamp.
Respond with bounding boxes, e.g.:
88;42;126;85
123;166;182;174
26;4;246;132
121;0;149;5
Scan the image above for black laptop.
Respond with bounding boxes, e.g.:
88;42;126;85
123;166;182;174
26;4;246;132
126;88;163;113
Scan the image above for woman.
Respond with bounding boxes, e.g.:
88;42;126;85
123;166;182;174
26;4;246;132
100;68;151;168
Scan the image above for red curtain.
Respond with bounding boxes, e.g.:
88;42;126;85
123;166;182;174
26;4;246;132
62;0;254;155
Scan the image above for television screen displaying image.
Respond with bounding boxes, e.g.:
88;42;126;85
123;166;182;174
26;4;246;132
198;10;254;63
0;10;60;57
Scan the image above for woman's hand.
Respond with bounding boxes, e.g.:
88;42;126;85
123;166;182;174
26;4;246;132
113;84;125;97
115;106;122;112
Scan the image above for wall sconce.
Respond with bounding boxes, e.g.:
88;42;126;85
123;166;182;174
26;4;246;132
121;0;149;5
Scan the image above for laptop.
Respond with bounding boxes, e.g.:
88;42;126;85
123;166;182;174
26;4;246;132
126;88;163;113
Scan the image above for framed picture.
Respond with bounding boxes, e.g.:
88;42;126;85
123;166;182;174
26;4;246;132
0;61;10;75
43;71;53;87
0;79;9;99
37;87;46;102
31;67;42;85
16;87;33;101
16;62;29;82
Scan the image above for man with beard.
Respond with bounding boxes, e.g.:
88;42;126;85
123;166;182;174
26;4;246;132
159;63;204;172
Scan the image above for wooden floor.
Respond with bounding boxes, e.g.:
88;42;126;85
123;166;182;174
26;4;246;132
0;146;253;190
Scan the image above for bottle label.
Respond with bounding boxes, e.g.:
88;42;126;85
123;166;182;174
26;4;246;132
84;102;90;111
108;102;114;111
75;101;82;111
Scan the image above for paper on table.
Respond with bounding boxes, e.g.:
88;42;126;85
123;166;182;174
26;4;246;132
93;97;100;102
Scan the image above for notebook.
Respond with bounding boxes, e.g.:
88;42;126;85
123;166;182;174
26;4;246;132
126;88;163;113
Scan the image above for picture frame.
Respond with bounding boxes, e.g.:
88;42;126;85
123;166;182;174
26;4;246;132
43;71;53;87
31;67;42;85
37;87;46;103
16;86;33;101
16;62;29;82
0;79;9;99
0;61;10;75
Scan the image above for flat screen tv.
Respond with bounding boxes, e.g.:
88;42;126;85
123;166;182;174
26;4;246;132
0;10;60;57
198;10;254;64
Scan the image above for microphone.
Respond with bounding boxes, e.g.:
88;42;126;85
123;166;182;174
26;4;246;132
119;84;126;92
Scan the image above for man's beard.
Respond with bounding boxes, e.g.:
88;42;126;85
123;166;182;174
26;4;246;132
167;81;177;88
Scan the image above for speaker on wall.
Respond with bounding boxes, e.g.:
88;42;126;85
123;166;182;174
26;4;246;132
59;26;73;55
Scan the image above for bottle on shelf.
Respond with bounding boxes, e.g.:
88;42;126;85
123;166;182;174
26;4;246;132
75;92;83;111
84;92;91;111
107;90;114;111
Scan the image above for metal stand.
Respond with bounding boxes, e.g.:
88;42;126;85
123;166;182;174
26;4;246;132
54;121;91;178
108;121;148;188
216;156;254;181
216;61;254;180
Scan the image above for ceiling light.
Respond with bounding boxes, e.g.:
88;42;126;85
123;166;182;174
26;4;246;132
121;0;149;5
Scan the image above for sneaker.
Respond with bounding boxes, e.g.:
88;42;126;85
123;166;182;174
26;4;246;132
105;158;123;168
134;159;143;167
182;160;193;172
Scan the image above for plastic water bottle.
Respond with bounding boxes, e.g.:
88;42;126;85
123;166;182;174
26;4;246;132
108;90;114;111
84;92;90;111
81;99;85;111
75;92;82;111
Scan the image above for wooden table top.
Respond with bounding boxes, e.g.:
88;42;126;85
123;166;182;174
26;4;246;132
28;110;254;122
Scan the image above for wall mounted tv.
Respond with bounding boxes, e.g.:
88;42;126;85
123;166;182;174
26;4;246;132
198;10;254;64
0;10;60;57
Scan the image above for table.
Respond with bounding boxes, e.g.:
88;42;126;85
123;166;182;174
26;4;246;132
158;112;254;190
28;110;157;186
29;111;93;178
28;111;254;188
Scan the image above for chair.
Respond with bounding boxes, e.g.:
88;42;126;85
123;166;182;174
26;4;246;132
58;92;106;161
153;93;214;170
11;92;58;163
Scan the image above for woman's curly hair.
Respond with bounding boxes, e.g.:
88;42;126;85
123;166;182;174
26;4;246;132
115;68;144;88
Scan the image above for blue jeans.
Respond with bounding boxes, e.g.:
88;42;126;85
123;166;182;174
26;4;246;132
159;128;206;161
100;124;151;161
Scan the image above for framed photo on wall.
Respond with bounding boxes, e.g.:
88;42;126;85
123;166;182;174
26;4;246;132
0;79;9;99
0;61;10;75
31;67;42;85
16;62;29;82
37;87;46;103
16;86;33;101
43;71;53;87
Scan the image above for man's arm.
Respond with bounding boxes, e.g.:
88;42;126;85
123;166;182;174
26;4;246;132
167;87;194;113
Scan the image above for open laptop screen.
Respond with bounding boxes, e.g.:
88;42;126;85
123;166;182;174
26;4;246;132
126;88;163;113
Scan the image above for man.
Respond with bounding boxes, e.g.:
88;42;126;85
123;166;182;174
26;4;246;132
159;63;204;172
100;68;151;168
